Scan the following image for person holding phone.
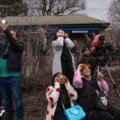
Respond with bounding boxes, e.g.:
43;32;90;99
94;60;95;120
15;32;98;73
0;21;24;120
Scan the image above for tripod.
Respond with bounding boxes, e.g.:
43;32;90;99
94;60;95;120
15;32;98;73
94;58;120;97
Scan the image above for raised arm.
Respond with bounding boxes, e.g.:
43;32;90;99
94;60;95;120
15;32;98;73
52;37;64;50
65;82;78;100
64;37;74;49
97;72;109;92
73;69;83;89
4;29;24;53
97;80;109;92
46;82;61;104
0;23;24;53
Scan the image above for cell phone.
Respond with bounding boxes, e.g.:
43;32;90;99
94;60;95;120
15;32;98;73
1;20;7;24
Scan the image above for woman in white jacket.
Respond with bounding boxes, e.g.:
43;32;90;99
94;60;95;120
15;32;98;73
52;30;76;85
45;73;77;120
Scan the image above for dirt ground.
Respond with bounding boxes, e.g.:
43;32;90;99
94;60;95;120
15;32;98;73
23;66;120;120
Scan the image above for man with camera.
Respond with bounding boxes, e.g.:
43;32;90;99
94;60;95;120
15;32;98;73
81;32;107;76
0;21;24;120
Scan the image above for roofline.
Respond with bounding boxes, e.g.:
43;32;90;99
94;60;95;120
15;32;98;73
0;15;110;27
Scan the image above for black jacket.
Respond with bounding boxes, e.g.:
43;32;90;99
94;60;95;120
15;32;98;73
76;77;99;112
0;29;24;72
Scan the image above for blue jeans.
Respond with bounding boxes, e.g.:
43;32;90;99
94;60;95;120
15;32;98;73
0;76;24;120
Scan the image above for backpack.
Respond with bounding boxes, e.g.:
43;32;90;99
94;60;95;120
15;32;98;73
94;90;111;111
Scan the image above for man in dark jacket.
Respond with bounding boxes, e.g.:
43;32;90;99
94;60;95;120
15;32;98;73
0;22;24;120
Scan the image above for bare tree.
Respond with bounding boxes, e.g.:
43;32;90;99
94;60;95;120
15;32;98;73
0;0;28;17
108;0;120;49
25;0;86;15
12;24;57;90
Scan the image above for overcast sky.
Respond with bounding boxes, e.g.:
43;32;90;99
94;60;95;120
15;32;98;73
84;0;113;21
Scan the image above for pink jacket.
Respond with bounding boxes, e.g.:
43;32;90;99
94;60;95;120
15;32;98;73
73;69;83;88
91;35;100;51
73;69;109;92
